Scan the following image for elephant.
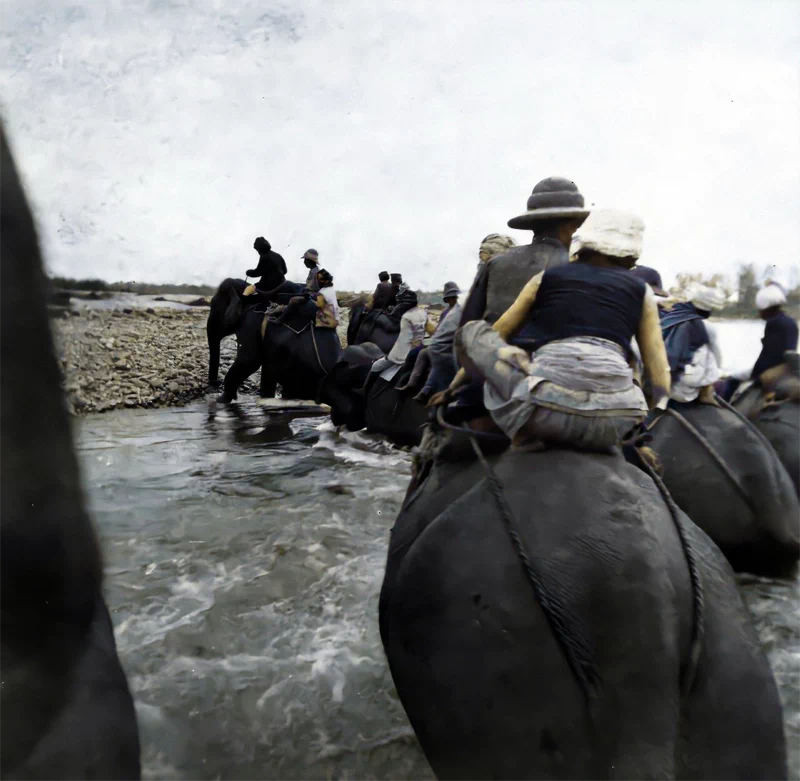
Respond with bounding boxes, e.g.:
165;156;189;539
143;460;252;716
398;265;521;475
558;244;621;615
220;301;342;402
207;278;305;387
380;438;787;779
317;343;429;446
346;301;401;353
733;381;799;498
1;125;141;777
643;400;799;578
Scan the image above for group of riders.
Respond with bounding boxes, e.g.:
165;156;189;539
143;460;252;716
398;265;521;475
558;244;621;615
220;175;798;457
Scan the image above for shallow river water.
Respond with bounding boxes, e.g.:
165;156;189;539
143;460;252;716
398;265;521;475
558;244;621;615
75;319;799;780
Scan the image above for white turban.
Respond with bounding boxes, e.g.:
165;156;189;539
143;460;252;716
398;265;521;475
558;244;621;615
570;209;644;260
756;284;787;311
690;285;726;312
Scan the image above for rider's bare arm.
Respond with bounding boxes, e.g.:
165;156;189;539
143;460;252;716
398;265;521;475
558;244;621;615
637;287;671;409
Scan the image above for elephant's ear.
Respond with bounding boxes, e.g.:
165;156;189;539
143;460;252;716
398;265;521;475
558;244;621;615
0;125;101;636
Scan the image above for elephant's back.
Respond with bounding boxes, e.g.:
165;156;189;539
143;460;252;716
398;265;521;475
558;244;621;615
649;402;799;575
381;447;692;779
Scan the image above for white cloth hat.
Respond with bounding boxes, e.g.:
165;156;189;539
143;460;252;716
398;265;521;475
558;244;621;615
690;285;726;312
756;284;787;311
570;209;645;260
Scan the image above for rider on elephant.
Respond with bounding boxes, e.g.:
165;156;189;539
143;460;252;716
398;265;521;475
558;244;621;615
367;271;396;312
274;268;339;327
369;286;434;378
401;236;518;400
243;236;287;295
459;177;588;326
720;283;799;401
397;281;463;403
301;249;322;293
312;269;340;328
631;264;669;299
660;284;725;404
433;209;671;451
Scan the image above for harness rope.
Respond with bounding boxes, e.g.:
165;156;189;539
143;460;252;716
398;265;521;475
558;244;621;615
655;406;757;514
626;441;705;699
431;410;703;702
466;434;601;702
429;410;599;700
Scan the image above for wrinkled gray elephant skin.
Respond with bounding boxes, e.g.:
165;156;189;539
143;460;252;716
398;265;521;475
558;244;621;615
380;447;787;779
1;126;141;777
649;402;799;578
347;302;400;354
735;386;799;498
318;344;428;446
261;320;342;401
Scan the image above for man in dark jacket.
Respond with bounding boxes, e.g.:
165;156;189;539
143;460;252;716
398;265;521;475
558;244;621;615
367;271;396;311
752;285;799;380
719;283;799;401
246;236;287;291
459;177;588;326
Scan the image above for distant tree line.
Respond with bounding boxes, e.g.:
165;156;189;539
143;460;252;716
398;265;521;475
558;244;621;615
669;263;799;317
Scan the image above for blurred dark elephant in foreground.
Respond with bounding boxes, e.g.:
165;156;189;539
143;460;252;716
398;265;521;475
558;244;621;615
1;125;141;777
380;443;787;779
645;401;799;578
317;343;428;447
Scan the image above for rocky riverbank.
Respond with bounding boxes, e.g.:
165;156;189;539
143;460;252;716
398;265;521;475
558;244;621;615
51;308;237;414
51;305;355;415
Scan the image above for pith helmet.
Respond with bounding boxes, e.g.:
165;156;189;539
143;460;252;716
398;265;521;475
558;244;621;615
507;177;589;230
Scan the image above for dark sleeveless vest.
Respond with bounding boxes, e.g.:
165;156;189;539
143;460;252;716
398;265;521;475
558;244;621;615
514;262;646;356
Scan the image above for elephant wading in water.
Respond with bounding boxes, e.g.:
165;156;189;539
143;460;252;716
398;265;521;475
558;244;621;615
1;126;140;777
207;278;305;390
318;343;429;446
732;359;800;497
380;435;787;779
346;300;401;354
644;400;799;578
220;297;342;402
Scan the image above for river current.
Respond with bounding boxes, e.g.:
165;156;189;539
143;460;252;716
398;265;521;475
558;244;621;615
75;319;799;779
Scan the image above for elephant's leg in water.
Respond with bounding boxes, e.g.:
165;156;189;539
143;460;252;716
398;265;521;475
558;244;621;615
0;125;140;777
221;311;264;399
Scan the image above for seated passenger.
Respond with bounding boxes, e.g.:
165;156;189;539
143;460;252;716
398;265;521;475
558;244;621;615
275;269;339;327
433;210;670;451
661;285;725;404
721;283;799;400
370;286;435;376
367;271;396;312
412;281;462;403
314;269;340;329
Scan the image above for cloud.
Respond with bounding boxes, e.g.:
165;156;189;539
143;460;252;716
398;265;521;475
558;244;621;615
1;0;798;292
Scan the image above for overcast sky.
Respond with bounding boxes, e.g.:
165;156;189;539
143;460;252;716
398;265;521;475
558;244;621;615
1;0;798;292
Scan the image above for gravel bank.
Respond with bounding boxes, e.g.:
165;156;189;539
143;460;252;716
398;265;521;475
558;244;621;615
52;308;241;414
51;306;354;415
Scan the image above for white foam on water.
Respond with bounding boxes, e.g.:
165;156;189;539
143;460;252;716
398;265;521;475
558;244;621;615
314;422;412;468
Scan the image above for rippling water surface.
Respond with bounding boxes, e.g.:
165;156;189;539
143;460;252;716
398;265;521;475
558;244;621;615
75;318;799;780
78;401;433;779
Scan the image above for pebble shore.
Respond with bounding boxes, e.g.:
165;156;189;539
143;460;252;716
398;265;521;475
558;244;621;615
51;305;354;415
